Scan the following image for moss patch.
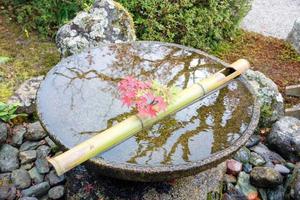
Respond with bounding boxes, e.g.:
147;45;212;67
0;15;60;102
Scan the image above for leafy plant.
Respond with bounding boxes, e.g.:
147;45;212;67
0;102;27;122
118;0;251;51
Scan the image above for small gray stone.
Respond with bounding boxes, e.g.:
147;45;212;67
11;125;26;146
37;145;51;158
250;143;285;164
249;152;266;166
19;150;37;164
20;140;45;151
287;18;300;54
235;172;258;199
245;135;260;148
29;167;44;184
0;184;16;200
21;182;50;197
56;0;136;57
45;170;65;186
11;168;31;189
48;185;65;199
267;116;300;162
25;122;47;141
234;147;251;164
8;76;44;115
250;167;283;188
21;163;34;170
0;121;8;144
35;158;50;174
274;164;290;175
0;144;19;172
267;185;285;200
0;173;11;183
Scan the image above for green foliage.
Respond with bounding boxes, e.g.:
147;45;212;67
1;0;93;38
0;102;26;122
118;0;251;51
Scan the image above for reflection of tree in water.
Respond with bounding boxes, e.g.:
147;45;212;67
52;43;251;164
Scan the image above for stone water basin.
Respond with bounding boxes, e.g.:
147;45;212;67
37;41;260;181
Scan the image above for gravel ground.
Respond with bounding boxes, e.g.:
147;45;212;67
241;0;300;39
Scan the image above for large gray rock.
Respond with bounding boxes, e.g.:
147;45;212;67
287;18;300;54
8;76;44;115
267;116;300;162
56;0;136;57
250;167;283;188
11;168;31;189
244;69;284;127
0;121;8;144
0;144;19;172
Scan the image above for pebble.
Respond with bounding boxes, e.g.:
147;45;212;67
19;150;37;164
250;167;283;188
29;167;44;184
0;121;8;144
243;163;253;173
37;145;51;158
249;152;266;166
258;188;268;200
11;125;26;146
48;185;65;199
21;181;50;197
21;163;34;170
20;141;43;151
285;162;295;170
11;168;31;189
235;172;258;200
245;135;260;148
25;122;47;141
234;147;251;164
267;185;285;200
45;136;58;151
46;170;65;186
227;159;243;176
35;158;50;174
19;197;38;200
274;164;290;174
0;184;16;200
0;144;19;172
250;143;285;164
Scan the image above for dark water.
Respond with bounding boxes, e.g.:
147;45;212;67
37;42;254;166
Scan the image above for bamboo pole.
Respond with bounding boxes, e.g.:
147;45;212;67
48;59;250;176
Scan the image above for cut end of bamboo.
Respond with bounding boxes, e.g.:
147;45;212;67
229;59;250;74
48;157;64;176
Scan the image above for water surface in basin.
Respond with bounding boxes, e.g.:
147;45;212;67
37;42;254;166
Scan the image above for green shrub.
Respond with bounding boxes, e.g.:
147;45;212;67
1;0;93;38
118;0;251;51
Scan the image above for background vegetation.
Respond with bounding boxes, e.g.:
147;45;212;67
1;0;251;50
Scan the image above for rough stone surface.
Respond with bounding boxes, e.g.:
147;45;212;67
234;147;251;164
20;140;45;151
0;144;19;172
19;197;38;200
0;121;8;144
244;69;284;127
66;163;226;200
35;158;50;174
19;150;37;164
250;167;283;188
25;122;47;141
21;182;50;197
249;152;266;166
288;18;300;54
235;172;258;200
56;0;136;57
12;125;26;146
274;164;290;174
48;185;65;199
11;168;31;189
227;159;243;176
29;167;44;184
266;185;285;200
36;145;51;158
8;76;44;115
250;143;285;164
46;170;65;186
0;184;16;200
267;116;300;162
